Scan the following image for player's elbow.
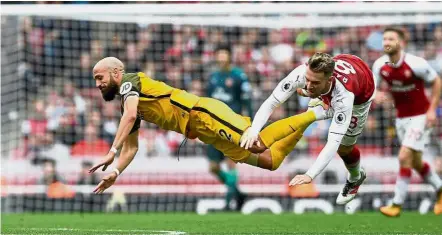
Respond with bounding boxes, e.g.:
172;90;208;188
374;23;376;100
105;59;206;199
125;145;138;157
125;112;138;122
130;146;139;155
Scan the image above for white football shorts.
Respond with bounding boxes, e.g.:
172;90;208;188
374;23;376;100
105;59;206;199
395;114;431;151
340;99;373;146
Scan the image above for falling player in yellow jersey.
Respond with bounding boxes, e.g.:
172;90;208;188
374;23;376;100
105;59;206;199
89;57;330;194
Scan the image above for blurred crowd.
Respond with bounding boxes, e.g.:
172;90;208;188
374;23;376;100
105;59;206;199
10;13;442;173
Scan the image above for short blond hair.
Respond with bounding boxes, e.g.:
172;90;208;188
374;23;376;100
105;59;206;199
307;52;335;78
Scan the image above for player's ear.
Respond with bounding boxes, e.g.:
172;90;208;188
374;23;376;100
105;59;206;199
400;40;406;48
325;73;333;82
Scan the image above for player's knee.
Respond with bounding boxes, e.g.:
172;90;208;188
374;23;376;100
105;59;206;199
257;151;273;171
337;145;353;157
398;147;413;167
398;155;412;167
412;160;424;172
270;159;282;171
259;151;282;171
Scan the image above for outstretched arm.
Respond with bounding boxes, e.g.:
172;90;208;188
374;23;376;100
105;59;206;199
89;96;139;173
240;65;306;149
111;96;139;151
93;130;139;194
290;93;354;185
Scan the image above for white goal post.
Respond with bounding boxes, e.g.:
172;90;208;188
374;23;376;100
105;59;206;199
2;2;442;28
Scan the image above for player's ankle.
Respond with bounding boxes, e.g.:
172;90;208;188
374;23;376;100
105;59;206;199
437;188;442;200
348;174;361;183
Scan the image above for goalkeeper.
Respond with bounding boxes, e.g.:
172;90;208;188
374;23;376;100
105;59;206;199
89;57;330;193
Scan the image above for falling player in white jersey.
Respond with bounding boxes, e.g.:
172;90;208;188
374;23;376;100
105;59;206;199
372;27;442;216
241;52;376;204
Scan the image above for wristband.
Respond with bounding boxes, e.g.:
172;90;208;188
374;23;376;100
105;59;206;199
110;146;118;154
113;168;120;176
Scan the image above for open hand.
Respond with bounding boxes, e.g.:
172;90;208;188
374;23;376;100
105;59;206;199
426;110;437;128
240;127;261;150
88;152;115;173
93;171;118;194
289;174;312;186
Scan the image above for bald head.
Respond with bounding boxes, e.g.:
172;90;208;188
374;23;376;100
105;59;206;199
93;57;125;102
93;57;125;73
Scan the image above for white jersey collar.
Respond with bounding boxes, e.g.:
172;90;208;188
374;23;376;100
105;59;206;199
321;78;335;96
388;50;406;68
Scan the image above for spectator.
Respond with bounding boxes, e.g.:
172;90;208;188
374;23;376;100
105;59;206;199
71;124;110;157
433;25;442;55
90;39;105;63
39;130;71;162
268;29;293;64
189;79;203;97
125;42;141;72
38;159;63;185
53;100;81;146
182;55;197;89
165;33;184;63
101;104;119;145
424;42;442;74
21;98;47;137
63;80;87;115
256;47;275;79
106;33;125;60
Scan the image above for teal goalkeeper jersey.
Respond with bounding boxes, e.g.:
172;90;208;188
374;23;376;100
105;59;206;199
207;66;253;117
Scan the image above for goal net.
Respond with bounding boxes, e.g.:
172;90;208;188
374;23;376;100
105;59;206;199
1;2;442;214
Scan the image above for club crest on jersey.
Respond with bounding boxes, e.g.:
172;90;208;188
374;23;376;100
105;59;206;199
120;82;132;95
335;112;346;125
282;80;294;92
381;70;389;77
404;70;411;78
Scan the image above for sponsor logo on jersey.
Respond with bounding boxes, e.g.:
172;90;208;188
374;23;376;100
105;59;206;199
120;82;133;95
391;84;416;92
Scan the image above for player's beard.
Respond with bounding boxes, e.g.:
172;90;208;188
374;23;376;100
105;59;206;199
384;42;400;56
100;75;119;101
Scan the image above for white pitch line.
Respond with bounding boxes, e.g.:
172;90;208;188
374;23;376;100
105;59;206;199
12;228;187;235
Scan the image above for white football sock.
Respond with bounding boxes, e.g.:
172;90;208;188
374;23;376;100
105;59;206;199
424;168;442;191
392;169;411;205
346;162;361;182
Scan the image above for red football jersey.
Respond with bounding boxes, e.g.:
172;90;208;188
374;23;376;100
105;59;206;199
320;54;375;106
373;52;438;118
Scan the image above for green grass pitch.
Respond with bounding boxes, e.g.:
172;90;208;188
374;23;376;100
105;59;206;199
2;213;441;235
